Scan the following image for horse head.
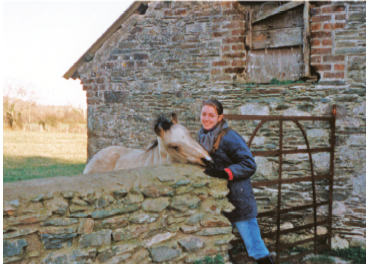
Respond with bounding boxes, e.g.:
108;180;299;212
154;113;214;167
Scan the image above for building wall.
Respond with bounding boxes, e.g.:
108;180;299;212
77;1;366;247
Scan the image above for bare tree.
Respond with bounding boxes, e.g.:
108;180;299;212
3;80;37;129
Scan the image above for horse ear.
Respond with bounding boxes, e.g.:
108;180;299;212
154;124;164;137
171;113;178;124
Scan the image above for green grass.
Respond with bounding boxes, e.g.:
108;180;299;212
320;247;366;264
3;130;87;182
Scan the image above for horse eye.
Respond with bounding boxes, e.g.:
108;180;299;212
169;145;179;150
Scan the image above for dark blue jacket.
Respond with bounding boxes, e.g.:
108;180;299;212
210;129;258;222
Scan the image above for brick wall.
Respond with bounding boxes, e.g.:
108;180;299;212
76;1;366;249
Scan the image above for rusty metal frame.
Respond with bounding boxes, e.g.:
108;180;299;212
224;105;336;263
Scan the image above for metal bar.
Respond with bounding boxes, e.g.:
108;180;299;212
224;114;333;121
248;119;267;148
275;119;283;263
252;147;332;157
277;244;330;263
257;200;329;217
252;174;331;187
261;220;330;239
328;105;337;251
293;120;318;255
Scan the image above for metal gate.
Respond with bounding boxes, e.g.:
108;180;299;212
224;105;336;263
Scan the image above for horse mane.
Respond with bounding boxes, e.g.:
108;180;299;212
146;139;158;152
145;115;174;152
155;115;174;131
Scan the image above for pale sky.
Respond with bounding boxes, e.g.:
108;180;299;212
3;0;135;109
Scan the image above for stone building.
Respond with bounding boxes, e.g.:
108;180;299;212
64;1;366;251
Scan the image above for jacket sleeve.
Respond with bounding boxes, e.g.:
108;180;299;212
222;131;257;181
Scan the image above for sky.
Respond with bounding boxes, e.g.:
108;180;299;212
3;0;135;109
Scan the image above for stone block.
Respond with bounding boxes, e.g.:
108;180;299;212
3;228;38;239
170;194;201;212
149;246;181;263
113;224;149;241
178;237;206;252
90;204;140;218
102;215;129;229
240;103;269;116
144;232;177;247
142;197;170;212
41;248;97;264
196;227;232;236
332;235;349;250
129;211;159;223
79;229;112;248
44;196;69;215
200;214;231;227
78;218;95;234
180;224;202;234
3;239;28;257
141;185;175;197
112;239;141;255
42;218;79;227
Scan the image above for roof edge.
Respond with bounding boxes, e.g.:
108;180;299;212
63;1;144;80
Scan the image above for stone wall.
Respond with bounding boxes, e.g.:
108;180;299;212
75;0;365;250
3;164;236;264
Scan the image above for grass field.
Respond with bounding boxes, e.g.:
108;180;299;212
3;129;87;182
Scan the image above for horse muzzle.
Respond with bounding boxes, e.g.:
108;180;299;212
201;157;215;168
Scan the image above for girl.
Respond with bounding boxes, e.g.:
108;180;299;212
198;99;273;264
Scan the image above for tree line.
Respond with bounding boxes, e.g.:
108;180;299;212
3;82;86;131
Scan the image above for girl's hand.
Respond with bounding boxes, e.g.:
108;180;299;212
203;168;229;179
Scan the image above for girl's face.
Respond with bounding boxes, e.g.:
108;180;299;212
201;105;223;130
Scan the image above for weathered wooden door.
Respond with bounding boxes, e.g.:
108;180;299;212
245;2;310;83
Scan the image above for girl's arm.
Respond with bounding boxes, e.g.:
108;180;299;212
223;131;257;181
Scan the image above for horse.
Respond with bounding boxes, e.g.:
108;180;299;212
83;113;214;174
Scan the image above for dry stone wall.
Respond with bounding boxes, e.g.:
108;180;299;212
76;1;365;251
3;164;236;264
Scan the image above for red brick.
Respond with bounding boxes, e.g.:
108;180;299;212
323;55;345;62
223;10;243;15
323;72;344;79
311;23;321;31
232;29;246;36
232;14;246;21
311;31;332;39
212;61;230;67
323;23;345;30
213;32;224;38
223;22;245;29
222;45;231;52
322;39;333;46
174;9;187;16
211;68;222;76
311;56;322;63
231;60;246;67
311;48;332;55
335;14;346;20
310;7;321;15
221;2;232;10
334;64;345;71
314;64;332;71
322;5;346;13
224;52;246;58
223;36;244;44
311;15;332;23
311;39;321;47
232;44;245;50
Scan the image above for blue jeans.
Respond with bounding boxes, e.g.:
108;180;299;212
234;218;270;260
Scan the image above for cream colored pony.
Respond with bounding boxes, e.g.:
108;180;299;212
83;113;213;174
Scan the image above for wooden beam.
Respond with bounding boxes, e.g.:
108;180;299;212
303;0;311;77
252;1;304;24
252;27;303;49
63;1;143;80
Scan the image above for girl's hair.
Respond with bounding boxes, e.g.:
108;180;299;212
201;99;223;115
